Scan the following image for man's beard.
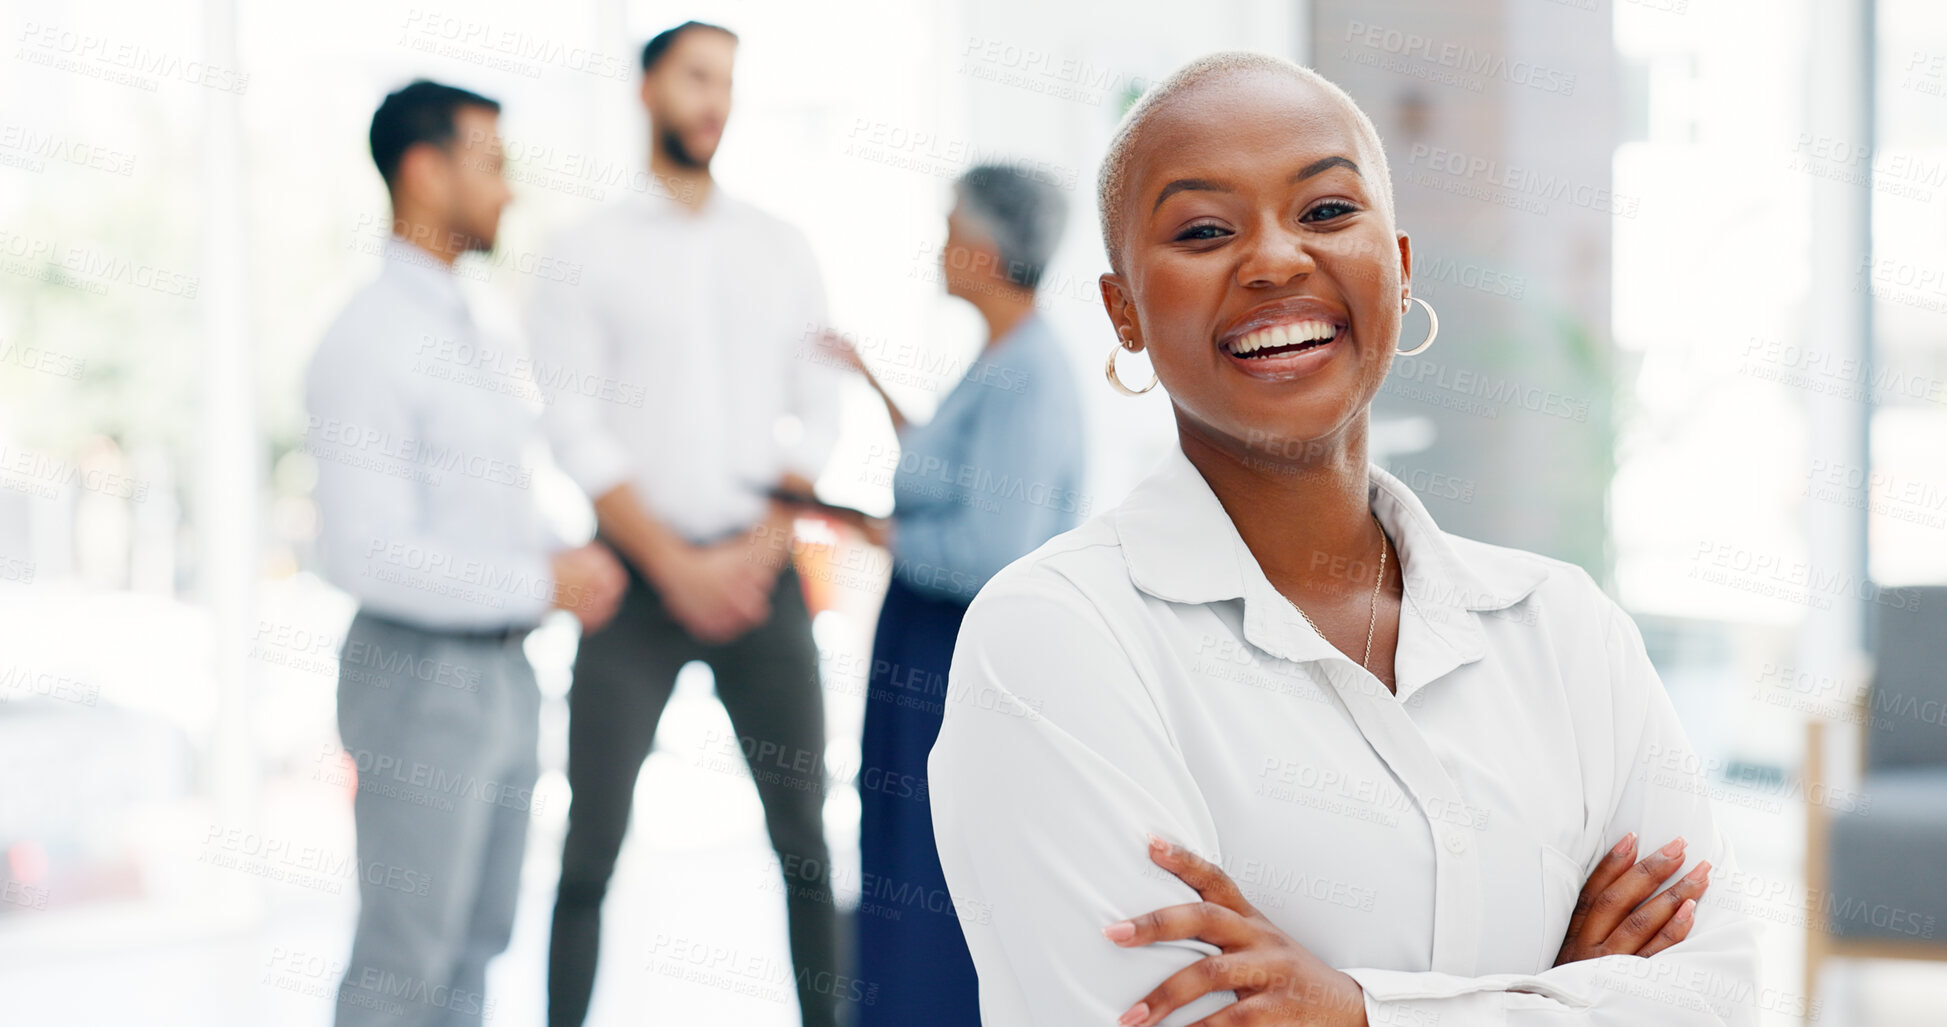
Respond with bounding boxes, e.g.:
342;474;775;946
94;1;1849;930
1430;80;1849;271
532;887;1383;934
659;124;712;170
447;208;493;254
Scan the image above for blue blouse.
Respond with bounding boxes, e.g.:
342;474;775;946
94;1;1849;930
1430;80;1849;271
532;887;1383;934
888;312;1087;604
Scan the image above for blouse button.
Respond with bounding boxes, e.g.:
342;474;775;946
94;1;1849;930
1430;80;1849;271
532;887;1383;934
1443;830;1468;855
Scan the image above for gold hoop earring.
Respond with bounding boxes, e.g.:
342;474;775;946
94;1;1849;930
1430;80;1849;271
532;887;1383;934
1104;339;1157;396
1396;295;1438;356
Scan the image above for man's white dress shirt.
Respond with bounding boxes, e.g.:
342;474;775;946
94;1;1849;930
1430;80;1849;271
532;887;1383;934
929;441;1760;1025
305;237;556;630
525;187;842;543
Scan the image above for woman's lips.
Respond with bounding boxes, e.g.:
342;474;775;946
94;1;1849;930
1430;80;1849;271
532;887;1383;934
1220;321;1347;380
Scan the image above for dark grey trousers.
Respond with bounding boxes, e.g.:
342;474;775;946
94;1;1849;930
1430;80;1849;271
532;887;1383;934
333;611;541;1027
548;563;840;1027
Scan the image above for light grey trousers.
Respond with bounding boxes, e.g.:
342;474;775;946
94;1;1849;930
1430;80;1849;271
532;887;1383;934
332;610;541;1027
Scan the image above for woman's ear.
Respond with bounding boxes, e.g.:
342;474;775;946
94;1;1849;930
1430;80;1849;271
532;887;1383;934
1396;231;1413;307
1098;273;1142;350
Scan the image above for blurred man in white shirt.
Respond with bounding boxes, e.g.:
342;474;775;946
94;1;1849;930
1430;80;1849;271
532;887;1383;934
306;79;625;1027
524;21;846;1027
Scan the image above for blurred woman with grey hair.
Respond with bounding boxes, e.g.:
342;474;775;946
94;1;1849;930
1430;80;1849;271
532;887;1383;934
824;161;1087;1025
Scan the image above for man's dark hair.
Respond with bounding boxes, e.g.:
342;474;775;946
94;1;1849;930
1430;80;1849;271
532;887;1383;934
639;20;737;73
369;79;501;191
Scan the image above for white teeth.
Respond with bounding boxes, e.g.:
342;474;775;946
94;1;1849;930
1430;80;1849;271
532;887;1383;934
1229;320;1337;355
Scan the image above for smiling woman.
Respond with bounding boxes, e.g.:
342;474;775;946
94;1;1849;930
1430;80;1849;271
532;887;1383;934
926;52;1760;1026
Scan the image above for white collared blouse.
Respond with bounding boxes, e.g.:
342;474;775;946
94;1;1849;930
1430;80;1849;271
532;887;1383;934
928;442;1760;1025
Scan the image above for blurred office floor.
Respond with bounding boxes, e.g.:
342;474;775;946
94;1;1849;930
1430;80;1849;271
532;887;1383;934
0;572;874;1027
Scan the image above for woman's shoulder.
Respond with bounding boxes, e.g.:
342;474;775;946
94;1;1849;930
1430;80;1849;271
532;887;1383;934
966;511;1131;620
1438;530;1647;687
1437;530;1615;615
946;512;1183;742
958;508;1174;666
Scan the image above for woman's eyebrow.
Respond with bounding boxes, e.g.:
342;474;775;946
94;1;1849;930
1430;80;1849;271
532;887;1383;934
1151;156;1364;214
1292;155;1361;182
1152;177;1227;213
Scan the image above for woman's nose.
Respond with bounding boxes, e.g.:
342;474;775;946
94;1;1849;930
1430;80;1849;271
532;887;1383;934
1235;224;1318;287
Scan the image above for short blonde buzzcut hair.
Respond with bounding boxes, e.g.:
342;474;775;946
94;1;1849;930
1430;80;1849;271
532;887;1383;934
1096;51;1395;275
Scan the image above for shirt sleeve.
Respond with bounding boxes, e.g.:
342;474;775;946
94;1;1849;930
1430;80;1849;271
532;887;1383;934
892;382;1084;604
928;565;1235;1026
779;227;843;482
305;343;554;631
524;234;633;498
1341;593;1763;1026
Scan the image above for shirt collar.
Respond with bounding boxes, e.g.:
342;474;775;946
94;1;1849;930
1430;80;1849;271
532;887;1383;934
379;236;469;319
1113;440;1551;698
980;310;1048;366
633;178;726;221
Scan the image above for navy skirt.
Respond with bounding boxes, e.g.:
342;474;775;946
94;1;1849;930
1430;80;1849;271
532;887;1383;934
854;575;980;1026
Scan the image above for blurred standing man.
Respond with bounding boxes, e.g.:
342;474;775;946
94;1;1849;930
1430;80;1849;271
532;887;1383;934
307;80;626;1027
526;22;845;1027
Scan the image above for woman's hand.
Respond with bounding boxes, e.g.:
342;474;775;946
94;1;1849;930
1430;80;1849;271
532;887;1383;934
804;505;892;549
1102;836;1369;1027
815;328;908;430
813;328;869;375
1554;833;1712;965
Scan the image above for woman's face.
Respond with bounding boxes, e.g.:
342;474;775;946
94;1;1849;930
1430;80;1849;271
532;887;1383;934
1102;71;1411;464
941;198;1013;303
940;200;986;302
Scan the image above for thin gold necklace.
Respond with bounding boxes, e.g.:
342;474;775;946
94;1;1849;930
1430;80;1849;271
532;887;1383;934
1285;513;1389;670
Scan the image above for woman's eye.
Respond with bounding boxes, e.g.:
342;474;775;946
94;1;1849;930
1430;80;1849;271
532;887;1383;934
1175;223;1229;241
1304;201;1359;222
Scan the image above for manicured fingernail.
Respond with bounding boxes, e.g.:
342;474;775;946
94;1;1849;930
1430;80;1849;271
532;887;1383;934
1611;832;1636;856
1102;920;1135;943
1674;898;1696;924
1118;1001;1150;1026
1659;837;1686;858
1147;833;1169;856
1686;860;1712;885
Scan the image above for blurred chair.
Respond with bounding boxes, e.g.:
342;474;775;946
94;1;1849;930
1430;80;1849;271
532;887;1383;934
1804;585;1947;1019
